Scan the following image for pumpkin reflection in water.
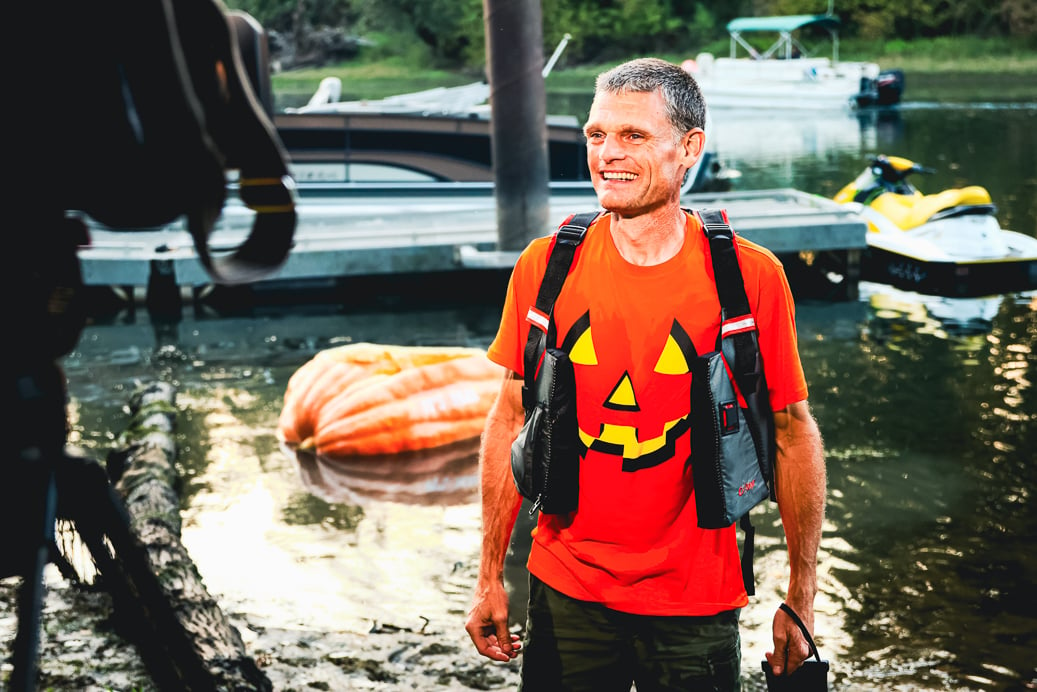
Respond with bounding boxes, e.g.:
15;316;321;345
289;439;481;505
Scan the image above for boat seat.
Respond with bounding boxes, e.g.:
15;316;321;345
871;185;993;230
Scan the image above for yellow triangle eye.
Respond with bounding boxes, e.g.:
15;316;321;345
654;333;691;374
570;327;597;365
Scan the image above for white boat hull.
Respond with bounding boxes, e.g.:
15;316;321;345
845;203;1037;296
687;53;883;111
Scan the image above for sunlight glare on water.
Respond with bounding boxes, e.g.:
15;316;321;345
182;448;484;635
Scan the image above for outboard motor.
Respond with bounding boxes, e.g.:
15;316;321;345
876;69;905;106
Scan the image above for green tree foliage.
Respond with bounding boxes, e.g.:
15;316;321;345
224;0;1035;70
224;0;357;35
543;0;718;63
756;0;1030;39
358;0;485;66
1000;0;1037;37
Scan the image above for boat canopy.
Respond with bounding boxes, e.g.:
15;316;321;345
726;14;840;34
725;14;841;61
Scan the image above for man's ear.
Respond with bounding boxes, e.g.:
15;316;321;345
682;128;707;164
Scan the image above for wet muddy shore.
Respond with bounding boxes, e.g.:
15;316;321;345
2;566;522;691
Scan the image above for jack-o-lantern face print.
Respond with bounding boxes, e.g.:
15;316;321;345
562;312;697;472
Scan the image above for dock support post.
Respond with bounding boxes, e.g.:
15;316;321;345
145;259;183;320
843;249;861;301
483;0;551;251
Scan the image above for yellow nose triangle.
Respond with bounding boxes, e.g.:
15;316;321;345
606;372;639;411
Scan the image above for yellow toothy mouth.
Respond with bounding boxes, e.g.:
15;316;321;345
579;415;691;471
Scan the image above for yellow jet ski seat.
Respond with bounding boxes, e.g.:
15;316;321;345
871;185;994;231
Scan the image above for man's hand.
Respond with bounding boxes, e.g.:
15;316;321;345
465;580;521;662
764;602;813;676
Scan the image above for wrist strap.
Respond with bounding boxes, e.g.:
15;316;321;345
779;603;822;662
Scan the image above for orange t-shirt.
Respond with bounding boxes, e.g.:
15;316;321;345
487;211;808;616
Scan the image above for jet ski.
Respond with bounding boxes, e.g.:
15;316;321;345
835;155;1037;296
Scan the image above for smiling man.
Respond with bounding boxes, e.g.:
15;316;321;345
465;57;826;691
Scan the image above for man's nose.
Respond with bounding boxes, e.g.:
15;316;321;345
597;135;624;161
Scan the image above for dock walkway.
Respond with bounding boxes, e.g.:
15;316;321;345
78;184;865;305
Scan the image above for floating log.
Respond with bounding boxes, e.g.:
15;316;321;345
108;381;271;691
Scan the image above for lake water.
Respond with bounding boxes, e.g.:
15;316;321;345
60;100;1037;690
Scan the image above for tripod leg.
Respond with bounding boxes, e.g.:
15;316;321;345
4;359;72;692
9;468;58;692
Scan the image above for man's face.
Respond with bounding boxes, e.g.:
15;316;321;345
583;89;703;218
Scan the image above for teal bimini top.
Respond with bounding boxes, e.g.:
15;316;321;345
726;14;840;34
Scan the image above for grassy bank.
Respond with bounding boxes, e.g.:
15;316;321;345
271;36;1037;105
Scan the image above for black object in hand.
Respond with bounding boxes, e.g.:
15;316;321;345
761;603;829;691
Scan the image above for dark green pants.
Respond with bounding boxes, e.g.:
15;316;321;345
520;575;741;692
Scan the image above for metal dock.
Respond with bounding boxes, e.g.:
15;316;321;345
78;183;866;308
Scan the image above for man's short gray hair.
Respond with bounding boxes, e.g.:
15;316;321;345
595;57;707;142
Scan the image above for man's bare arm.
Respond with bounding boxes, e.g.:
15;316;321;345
465;369;526;661
766;399;826;676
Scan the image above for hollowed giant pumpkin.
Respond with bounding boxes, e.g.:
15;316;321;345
277;342;503;458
